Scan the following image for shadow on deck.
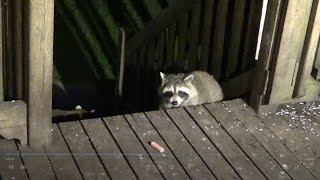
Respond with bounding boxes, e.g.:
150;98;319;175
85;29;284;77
1;99;320;179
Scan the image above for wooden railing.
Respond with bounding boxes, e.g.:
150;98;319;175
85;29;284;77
121;0;263;112
0;0;54;148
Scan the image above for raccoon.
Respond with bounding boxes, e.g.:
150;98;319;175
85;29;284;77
159;71;223;109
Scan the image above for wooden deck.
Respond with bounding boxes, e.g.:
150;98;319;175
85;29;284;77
1;99;320;179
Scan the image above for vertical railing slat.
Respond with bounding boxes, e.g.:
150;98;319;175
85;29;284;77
210;0;229;80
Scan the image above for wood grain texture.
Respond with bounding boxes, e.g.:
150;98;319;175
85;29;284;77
166;107;240;179
45;124;83;180
268;0;313;104
59;121;110;179
81;118;137;180
207;103;290;179
18;144;56;180
127;113;190;179
145;110;216;179
27;0;54;147
0;0;3;102
0;101;27;144
293;0;320;98
103;115;164;179
0;139;28;180
224;99;317;179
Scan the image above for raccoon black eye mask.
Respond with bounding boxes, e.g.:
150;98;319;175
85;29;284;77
162;90;189;99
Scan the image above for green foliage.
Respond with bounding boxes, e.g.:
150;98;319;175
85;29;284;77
54;0;166;86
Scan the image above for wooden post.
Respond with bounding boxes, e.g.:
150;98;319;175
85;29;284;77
0;1;3;102
26;0;54;147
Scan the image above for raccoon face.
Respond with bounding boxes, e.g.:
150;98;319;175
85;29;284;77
160;72;193;108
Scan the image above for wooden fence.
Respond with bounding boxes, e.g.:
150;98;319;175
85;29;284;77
250;0;320;112
120;0;263;112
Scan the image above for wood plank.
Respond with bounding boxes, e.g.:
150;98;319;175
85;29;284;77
13;0;23;99
103;115;164;179
145;40;156;109
165;24;176;70
155;32;166;70
199;0;214;70
0;0;3;102
249;0;283;109
45;124;82;180
27;0;54;147
166;108;240;179
225;0;246;77
186;105;268;179
223;99;316;179
210;0;229;80
127;113;190;179
176;13;188;70
126;0;193;56
205;103;290;179
136;46;146;111
145;110;216;179
186;0;201;71
268;0;313;104
0;100;27;145
279;102;320;149
58;121;110;179
5;0;13;99
81;118;137;180
17;144;56;179
0;139;28;180
261;102;320;178
293;0;320;98
241;0;263;71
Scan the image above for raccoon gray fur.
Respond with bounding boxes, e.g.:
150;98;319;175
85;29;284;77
159;71;223;109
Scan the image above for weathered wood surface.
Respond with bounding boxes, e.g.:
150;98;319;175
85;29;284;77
268;0;313;104
17;144;56;179
81;118;137;180
0;139;28;180
27;0;54;147
0;99;319;179
58;121;110;179
224;99;317;179
0;101;27;145
0;0;3;102
45;124;83;179
293;0;320;98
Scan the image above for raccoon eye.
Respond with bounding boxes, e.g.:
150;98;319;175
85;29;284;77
163;91;173;97
178;91;189;98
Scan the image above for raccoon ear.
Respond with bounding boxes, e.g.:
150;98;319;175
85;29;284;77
183;75;194;83
160;72;166;81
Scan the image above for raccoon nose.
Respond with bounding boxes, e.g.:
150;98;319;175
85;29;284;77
172;101;178;105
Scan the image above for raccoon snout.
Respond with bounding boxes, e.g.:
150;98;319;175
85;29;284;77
172;101;178;106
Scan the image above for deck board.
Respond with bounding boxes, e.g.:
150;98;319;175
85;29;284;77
58;121;110;179
1;99;320;179
259;104;320;178
103;115;164;179
17;144;56;179
81;118;137;180
0;139;28;180
127;113;190;179
206;103;290;179
166;107;240;179
145;110;216;179
223;99;317;179
186;105;264;179
44;124;83;180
